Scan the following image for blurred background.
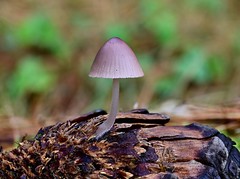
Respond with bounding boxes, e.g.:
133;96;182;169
0;0;239;149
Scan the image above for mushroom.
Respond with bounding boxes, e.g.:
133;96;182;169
89;37;144;139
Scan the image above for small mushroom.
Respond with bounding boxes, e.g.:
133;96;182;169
89;37;144;139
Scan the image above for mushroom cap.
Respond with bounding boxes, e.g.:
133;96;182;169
89;37;144;79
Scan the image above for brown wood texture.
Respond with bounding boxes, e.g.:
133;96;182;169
0;109;239;178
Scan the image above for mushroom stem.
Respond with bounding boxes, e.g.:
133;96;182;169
95;79;119;139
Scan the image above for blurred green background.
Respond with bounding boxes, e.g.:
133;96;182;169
0;0;239;149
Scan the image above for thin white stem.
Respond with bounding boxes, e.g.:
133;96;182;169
95;79;119;139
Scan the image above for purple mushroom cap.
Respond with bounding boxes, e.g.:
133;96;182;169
89;37;144;79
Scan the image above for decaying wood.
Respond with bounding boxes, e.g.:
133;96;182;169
165;103;240;122
0;109;239;178
71;108;170;124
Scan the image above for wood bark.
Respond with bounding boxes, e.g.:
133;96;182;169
0;109;239;178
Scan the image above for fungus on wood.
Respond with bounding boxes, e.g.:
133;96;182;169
89;37;144;139
0;38;239;178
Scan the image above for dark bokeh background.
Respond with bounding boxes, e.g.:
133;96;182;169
0;0;239;149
